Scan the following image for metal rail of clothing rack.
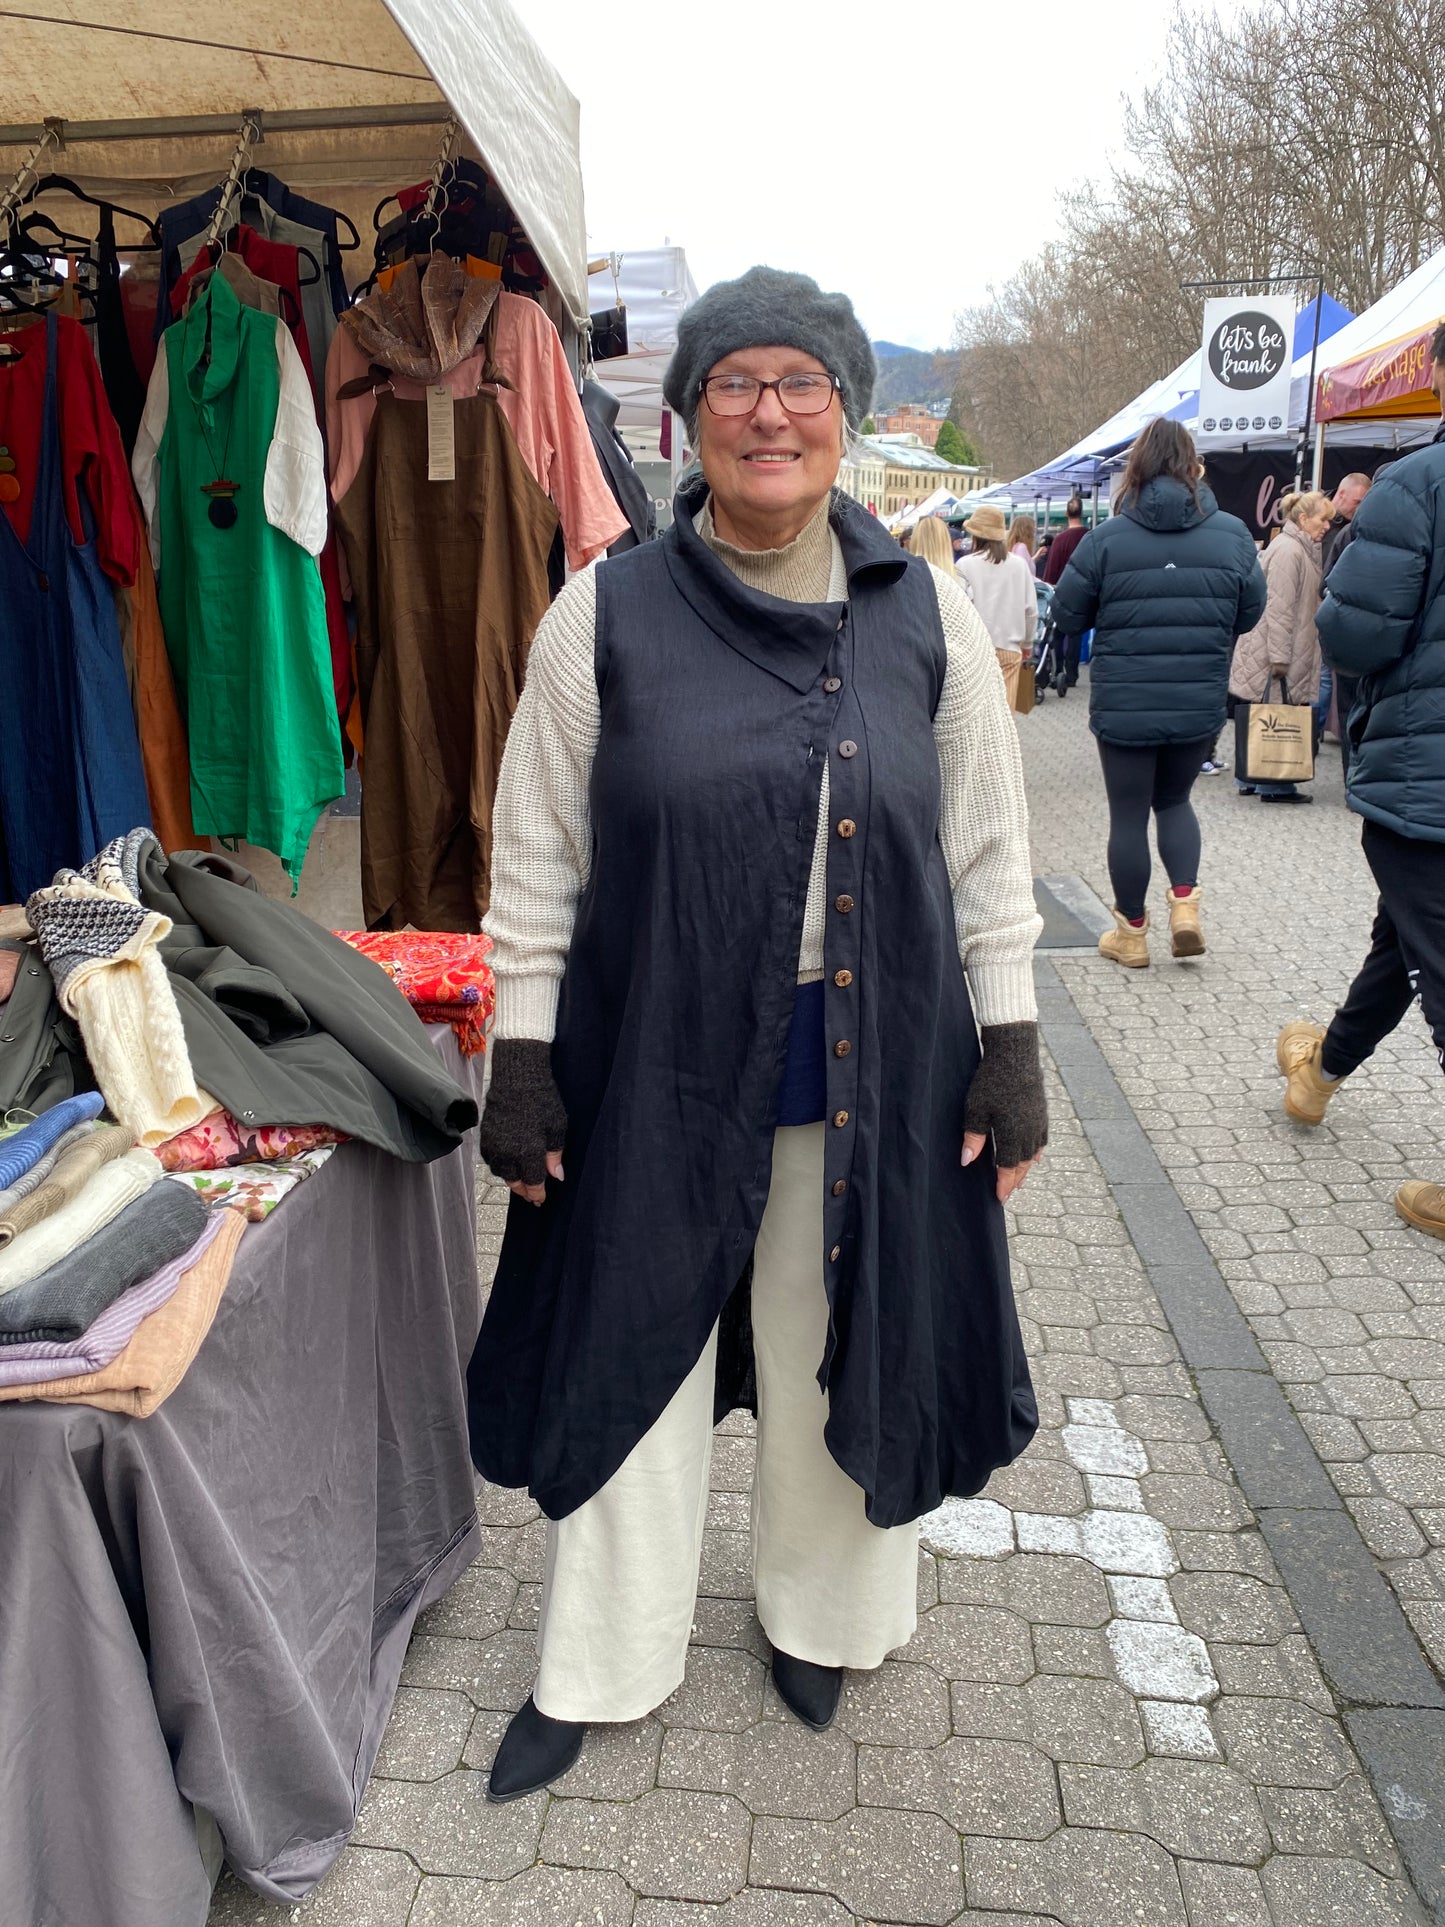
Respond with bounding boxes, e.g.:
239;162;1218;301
0;103;452;146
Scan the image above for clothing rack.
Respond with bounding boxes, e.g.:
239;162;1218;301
0;120;61;239
203;112;264;250
0;104;452;147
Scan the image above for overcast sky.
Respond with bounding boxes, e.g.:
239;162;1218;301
511;0;1209;350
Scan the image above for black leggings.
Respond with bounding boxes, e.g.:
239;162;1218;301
1097;738;1212;920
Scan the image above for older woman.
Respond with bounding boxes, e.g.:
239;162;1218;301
468;268;1045;1800
1230;489;1333;802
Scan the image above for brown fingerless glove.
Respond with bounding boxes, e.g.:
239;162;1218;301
963;1022;1049;1169
477;1039;569;1186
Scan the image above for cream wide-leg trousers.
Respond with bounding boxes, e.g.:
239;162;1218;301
532;1122;921;1723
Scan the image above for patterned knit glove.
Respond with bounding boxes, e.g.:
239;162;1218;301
478;1039;569;1188
963;1022;1048;1170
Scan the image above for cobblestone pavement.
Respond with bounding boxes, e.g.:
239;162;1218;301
211;888;1438;1927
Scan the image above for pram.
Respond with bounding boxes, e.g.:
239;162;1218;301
1031;581;1070;699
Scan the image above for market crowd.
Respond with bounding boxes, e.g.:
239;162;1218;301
911;323;1445;1245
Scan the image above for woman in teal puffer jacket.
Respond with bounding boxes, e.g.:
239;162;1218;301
1051;419;1265;967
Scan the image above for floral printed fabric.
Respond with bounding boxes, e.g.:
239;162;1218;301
165;1148;336;1222
334;930;493;1057
156;1109;347;1173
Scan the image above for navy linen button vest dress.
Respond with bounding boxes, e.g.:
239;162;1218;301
468;481;1036;1528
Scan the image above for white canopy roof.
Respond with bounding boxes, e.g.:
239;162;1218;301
586;246;699;428
0;0;590;323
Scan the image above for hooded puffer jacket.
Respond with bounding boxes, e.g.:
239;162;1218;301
1050;477;1266;746
1318;429;1445;843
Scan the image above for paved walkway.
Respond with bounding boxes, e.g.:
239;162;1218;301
211;682;1445;1926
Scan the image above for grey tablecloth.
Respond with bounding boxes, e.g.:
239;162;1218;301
0;1031;484;1927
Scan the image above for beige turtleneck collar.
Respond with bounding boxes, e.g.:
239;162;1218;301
695;494;836;604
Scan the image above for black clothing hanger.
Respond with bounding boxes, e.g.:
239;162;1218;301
22;175;159;246
19;210;90;253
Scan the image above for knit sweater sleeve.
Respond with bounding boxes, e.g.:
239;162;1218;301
927;564;1042;1026
483;569;601;1041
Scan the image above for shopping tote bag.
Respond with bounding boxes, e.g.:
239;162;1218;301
1234;678;1314;784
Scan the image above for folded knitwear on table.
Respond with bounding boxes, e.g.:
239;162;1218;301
0;1173;206;1343
0;1207;246;1413
335;930;493;1057
0;1092;106;1191
156;1109;346;1173
0;1123;134;1247
3;846;478;1158
167;1147;336;1221
0;1211;225;1384
0;1120;102;1216
25;832;207;1147
0;1148;160;1299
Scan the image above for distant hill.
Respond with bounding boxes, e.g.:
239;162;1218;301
869;342;959;414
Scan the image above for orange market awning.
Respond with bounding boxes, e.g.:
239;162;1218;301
1316;320;1443;423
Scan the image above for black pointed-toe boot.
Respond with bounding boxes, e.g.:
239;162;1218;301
486;1695;586;1802
771;1649;843;1731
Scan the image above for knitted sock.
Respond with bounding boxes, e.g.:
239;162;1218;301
1171;885;1196;898
1126;915;1146;928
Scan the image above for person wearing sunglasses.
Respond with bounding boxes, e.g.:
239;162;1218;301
468;266;1044;1799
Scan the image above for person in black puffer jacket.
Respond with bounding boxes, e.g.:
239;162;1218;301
1274;323;1445;1243
1051;418;1265;967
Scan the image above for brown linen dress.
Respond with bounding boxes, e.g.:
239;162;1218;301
336;386;558;931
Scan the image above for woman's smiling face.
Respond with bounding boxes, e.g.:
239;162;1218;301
695;346;843;548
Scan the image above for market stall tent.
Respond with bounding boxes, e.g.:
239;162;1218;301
0;0;590;324
586;246;699;429
1314;246;1445;425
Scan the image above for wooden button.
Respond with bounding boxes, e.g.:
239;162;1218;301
834;894;854;914
834;1040;852;1057
837;818;856;838
834;969;853;988
823;675;842;693
838;740;858;758
832;1110;849;1128
832;1179;847;1196
829;1245;842;1262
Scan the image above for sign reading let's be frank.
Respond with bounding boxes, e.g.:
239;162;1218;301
1197;296;1296;438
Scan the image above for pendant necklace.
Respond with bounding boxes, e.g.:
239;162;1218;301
195;325;241;528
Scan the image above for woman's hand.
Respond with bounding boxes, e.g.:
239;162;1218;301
962;1137;1040;1202
477;1038;569;1208
962;1021;1049;1203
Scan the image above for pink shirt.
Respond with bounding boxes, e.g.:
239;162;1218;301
325;292;627;570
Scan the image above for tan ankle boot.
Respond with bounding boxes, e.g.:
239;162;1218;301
1099;909;1150;968
1168;886;1205;958
1395;1182;1445;1240
1276;1021;1341;1124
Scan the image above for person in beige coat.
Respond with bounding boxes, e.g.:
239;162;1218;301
956;505;1038;708
1230;490;1333;801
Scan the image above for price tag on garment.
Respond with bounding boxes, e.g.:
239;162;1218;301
426;383;456;482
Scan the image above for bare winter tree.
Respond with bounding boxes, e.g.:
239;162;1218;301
953;0;1445;477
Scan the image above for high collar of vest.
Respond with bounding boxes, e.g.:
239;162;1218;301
664;476;907;693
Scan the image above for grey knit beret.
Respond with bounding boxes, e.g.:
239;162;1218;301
663;266;875;433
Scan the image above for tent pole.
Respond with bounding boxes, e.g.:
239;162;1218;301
1313;424;1326;490
1296;273;1324;492
0;103;452;146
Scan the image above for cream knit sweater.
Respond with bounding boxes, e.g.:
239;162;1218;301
484;494;1041;1040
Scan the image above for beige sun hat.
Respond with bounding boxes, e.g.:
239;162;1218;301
963;505;1008;544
